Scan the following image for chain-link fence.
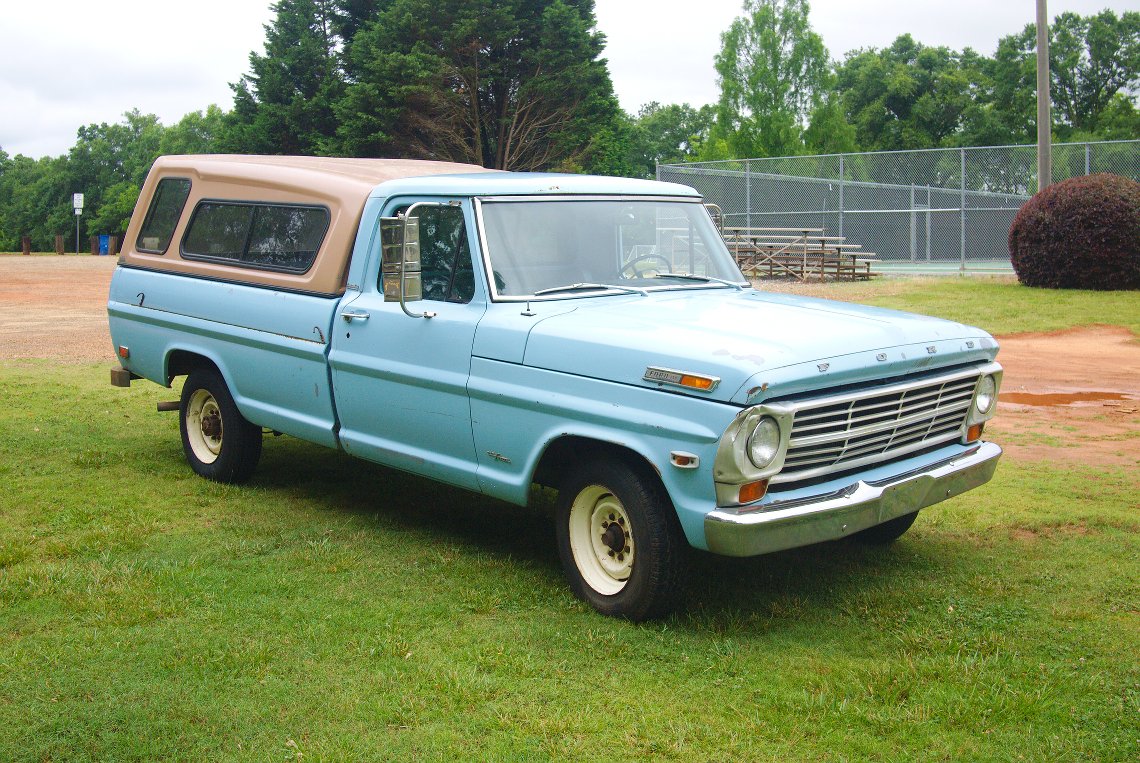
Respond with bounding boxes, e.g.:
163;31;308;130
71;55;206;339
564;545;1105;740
658;140;1140;270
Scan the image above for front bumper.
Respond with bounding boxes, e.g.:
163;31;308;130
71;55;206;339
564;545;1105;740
703;441;1002;557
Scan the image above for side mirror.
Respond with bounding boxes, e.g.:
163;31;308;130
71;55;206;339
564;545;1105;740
380;214;423;304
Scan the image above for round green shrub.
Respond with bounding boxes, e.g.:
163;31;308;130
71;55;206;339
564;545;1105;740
1008;173;1140;290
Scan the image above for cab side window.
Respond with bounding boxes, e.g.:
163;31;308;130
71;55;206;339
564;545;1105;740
394;205;474;303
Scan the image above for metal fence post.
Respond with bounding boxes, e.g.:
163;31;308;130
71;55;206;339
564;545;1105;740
960;148;967;271
909;184;916;262
1085;143;1091;176
926;187;932;262
745;160;752;229
838;155;845;238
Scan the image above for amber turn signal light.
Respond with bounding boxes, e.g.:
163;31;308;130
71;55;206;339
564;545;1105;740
738;479;769;504
966;422;984;442
679;374;715;391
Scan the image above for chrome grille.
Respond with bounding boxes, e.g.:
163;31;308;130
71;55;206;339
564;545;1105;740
774;370;980;484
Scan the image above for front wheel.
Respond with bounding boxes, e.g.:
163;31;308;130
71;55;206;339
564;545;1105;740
179;369;262;484
555;459;685;621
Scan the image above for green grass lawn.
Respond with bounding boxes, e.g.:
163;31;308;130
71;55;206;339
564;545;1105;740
1;282;1137;760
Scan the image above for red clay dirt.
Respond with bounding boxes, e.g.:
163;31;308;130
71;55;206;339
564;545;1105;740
2;255;1137;468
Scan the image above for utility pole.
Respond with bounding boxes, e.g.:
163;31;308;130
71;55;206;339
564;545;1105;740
1036;0;1052;192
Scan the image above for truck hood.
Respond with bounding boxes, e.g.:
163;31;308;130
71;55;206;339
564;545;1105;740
516;288;999;404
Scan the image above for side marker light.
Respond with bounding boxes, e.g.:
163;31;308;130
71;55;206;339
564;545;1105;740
738;480;769;504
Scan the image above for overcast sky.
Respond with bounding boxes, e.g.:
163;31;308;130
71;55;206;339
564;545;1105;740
2;0;1133;159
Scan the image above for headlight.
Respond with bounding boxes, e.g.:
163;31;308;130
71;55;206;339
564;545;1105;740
747;416;781;469
975;375;997;414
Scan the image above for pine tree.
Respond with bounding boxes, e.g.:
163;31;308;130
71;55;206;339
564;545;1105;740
222;0;344;155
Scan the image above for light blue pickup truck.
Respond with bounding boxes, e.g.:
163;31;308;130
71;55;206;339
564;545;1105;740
108;155;1002;619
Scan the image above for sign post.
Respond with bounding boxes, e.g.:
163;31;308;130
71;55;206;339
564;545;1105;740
73;193;84;255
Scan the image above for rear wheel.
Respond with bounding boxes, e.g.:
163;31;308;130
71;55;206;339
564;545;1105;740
854;511;919;544
555;459;685;621
179;369;262;483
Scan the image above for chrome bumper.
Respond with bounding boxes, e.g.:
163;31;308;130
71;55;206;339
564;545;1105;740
703;441;1002;557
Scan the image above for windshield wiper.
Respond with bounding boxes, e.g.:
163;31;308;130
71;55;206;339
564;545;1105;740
651;273;746;290
533;282;649;297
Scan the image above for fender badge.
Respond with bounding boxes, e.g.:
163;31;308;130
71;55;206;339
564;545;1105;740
926;346;937;354
817;363;830;372
876;353;887;362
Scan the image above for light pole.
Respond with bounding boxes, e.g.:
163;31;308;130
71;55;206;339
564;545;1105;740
1036;0;1051;191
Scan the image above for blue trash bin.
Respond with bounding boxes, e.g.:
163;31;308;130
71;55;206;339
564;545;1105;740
98;235;109;255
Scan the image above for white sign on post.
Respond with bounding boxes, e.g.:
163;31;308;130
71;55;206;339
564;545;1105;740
73;193;84;210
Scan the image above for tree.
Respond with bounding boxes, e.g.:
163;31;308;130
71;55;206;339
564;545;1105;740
626;102;717;178
1051;11;1139;135
835;35;993;151
803;92;858;155
990;10;1139;142
0;154;73;250
713;0;830;158
160;106;227;155
223;0;345;155
336;0;624;172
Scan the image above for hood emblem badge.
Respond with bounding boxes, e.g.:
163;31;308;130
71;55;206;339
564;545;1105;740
926;346;937;354
643;366;720;392
817;363;830;373
966;340;975;349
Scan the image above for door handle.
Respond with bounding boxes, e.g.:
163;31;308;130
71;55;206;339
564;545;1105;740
341;310;370;322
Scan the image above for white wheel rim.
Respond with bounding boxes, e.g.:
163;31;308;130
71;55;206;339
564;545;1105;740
186;389;223;464
568;485;634;596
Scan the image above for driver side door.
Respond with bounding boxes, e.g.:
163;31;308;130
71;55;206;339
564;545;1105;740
328;199;486;490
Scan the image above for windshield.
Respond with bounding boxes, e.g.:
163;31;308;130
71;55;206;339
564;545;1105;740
478;199;745;299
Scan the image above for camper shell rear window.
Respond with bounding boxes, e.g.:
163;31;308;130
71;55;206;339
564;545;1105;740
136;177;192;254
181;201;330;274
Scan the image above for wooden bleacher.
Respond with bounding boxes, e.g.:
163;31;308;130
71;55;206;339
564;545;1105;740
721;226;880;281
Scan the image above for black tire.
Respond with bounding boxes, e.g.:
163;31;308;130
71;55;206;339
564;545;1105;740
854;511;919;544
555;459;686;621
179;369;262;484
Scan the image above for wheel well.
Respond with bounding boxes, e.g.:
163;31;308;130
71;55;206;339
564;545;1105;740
534;436;663;491
166;351;219;386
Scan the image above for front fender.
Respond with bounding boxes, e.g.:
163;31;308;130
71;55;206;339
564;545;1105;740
468;357;739;547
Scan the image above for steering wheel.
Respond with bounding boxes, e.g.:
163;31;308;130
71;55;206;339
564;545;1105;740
620;253;672;278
